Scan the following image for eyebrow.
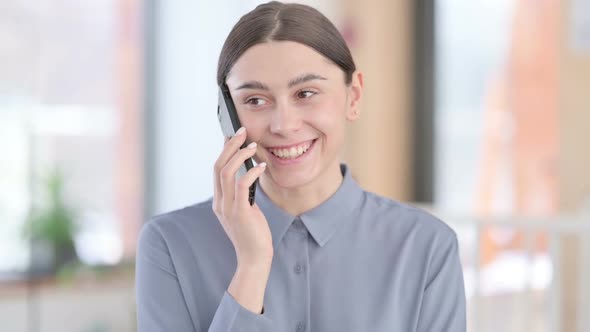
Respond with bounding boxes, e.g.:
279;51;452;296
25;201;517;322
234;73;327;91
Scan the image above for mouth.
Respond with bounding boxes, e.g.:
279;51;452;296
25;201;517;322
265;139;317;163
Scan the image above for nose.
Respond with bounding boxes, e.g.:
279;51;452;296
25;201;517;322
270;101;301;135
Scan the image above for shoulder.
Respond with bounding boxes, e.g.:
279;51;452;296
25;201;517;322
360;191;457;245
359;191;461;284
148;198;215;231
137;197;220;252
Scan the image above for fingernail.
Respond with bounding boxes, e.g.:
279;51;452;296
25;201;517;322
258;162;267;168
247;142;257;149
235;127;245;136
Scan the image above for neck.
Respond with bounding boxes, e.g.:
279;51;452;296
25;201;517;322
259;161;344;216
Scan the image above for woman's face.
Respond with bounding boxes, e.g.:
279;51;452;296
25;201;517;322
225;41;362;189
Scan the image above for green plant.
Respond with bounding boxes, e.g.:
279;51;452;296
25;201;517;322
24;168;79;272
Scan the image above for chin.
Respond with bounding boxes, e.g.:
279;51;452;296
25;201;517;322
266;165;318;189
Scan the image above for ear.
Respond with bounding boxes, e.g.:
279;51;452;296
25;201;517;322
345;70;364;121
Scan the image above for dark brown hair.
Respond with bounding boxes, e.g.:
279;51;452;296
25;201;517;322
217;1;356;87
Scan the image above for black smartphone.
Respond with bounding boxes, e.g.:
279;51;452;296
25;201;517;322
217;83;257;205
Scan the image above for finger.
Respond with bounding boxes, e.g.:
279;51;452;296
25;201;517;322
214;136;230;210
236;162;266;207
213;167;222;217
216;127;247;177
214;127;247;209
220;141;258;213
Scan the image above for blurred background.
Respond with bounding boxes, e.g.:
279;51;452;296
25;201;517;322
0;0;589;331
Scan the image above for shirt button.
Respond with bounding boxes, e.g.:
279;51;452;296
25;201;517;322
294;263;303;274
296;321;306;332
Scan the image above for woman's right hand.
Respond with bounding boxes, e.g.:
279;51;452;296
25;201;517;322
213;127;274;268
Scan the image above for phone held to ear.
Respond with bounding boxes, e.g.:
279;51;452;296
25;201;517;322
217;83;257;205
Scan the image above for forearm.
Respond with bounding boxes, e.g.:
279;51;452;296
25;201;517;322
227;261;272;314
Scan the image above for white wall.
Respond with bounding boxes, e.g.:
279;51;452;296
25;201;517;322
155;1;253;214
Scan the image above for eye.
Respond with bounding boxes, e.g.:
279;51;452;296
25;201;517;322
245;97;268;106
297;90;317;99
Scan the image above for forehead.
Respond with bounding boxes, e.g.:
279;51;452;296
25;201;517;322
226;41;340;88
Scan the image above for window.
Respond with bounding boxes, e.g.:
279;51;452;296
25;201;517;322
0;0;143;274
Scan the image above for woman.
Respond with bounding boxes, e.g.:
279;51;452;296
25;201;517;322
136;2;466;331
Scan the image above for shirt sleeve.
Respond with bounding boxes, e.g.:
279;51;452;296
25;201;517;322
136;222;197;331
136;221;274;332
208;291;273;331
416;234;467;332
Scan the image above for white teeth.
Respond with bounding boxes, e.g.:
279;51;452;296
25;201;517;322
269;141;313;159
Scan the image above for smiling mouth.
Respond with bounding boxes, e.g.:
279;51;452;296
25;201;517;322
266;139;316;160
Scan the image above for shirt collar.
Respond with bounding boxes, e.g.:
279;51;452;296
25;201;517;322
256;163;365;251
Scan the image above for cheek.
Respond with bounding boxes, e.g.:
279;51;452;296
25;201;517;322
309;99;347;137
239;112;268;142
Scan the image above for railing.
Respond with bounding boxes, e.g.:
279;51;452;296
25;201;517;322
419;205;590;332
